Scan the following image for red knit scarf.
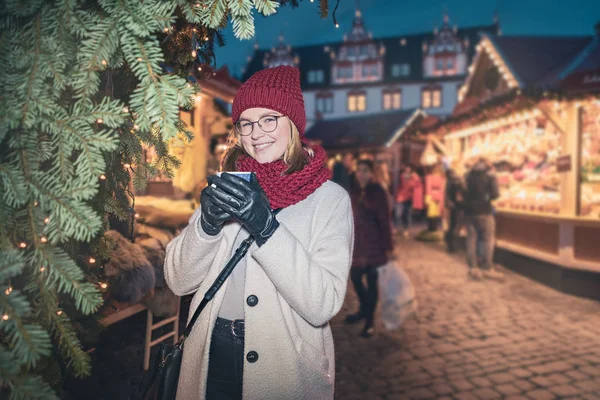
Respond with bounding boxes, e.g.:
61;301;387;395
235;145;331;209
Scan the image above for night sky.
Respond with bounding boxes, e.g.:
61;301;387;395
214;0;600;78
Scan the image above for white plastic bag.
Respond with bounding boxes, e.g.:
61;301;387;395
378;260;417;330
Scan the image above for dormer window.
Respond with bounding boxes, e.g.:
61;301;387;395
308;70;324;84
391;63;411;78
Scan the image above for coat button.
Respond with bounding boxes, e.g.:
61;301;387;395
246;295;258;307
246;351;259;363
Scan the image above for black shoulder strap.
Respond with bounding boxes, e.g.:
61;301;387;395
182;209;282;340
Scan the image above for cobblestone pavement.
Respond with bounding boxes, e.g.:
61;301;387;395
332;236;600;400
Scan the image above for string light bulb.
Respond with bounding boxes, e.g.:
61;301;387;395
191;50;197;58
133;124;139;130
57;310;63;316
336;23;340;28
163;27;169;32
134;213;140;219
40;266;46;272
89;257;96;264
5;287;12;295
198;66;202;71
2;314;8;321
101;60;107;66
100;282;108;289
40;236;47;243
100;174;106;180
19;242;26;248
34;201;38;206
44;217;50;224
97;118;103;124
123;107;129;113
124;163;131;169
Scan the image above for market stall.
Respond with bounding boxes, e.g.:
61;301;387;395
430;29;600;292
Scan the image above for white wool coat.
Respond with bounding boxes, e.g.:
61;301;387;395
164;181;354;400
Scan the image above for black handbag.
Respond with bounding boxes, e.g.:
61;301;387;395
139;234;256;400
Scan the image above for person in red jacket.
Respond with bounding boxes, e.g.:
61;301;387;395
345;159;394;338
395;165;424;237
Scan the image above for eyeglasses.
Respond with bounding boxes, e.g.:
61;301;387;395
235;115;283;136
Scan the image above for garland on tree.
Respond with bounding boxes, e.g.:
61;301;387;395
0;0;336;399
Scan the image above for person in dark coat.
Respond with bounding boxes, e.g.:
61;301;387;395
332;152;355;192
345;159;394;338
444;167;465;253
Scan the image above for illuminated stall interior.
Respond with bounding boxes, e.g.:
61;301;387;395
432;28;600;286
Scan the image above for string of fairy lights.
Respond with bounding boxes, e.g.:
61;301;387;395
3;0;346;322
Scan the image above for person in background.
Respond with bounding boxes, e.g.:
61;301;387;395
345;159;394;338
374;159;394;216
424;165;446;232
444;166;466;253
395;165;423;238
464;157;503;280
332;152;355;192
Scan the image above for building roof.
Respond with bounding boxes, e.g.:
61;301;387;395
488;35;593;87
242;23;499;89
190;65;241;103
304;109;424;151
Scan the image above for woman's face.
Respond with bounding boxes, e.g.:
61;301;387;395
356;164;373;188
238;107;291;164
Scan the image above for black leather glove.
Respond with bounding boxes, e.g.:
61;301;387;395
205;173;279;247
200;184;232;236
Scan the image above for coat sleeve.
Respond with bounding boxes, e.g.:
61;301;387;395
251;194;354;327
164;208;225;296
489;173;500;200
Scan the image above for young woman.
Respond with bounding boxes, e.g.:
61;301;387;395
164;65;354;400
345;159;394;338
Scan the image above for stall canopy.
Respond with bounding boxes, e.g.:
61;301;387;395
304;109;426;151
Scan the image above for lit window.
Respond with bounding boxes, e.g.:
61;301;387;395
383;90;402;110
422;88;442;109
391;64;401;77
348;93;366;112
393;92;401;109
360;45;369;56
422;90;431;109
316;70;324;82
432;89;442;107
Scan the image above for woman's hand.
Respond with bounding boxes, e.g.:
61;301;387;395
205;173;279;246
200;184;233;236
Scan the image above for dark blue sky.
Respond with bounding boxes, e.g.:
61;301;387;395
214;0;600;78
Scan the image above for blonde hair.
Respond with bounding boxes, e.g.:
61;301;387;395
221;117;314;175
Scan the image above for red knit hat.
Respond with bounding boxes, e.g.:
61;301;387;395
232;65;306;135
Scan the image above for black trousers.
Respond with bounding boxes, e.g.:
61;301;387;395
445;209;460;252
350;266;378;326
205;318;244;400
